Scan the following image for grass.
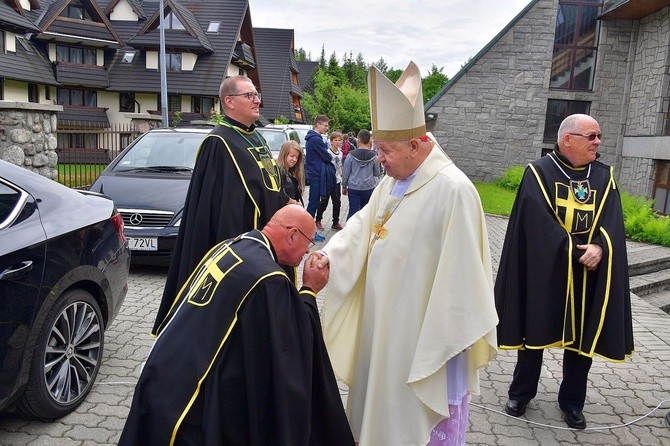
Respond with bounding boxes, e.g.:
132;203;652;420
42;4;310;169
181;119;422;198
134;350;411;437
474;182;516;216
475;178;670;248
57;164;106;189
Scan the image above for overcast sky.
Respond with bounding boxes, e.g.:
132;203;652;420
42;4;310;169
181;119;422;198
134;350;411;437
248;0;534;78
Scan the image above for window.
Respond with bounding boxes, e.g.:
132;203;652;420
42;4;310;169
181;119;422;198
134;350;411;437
543;99;591;143
57;132;98;149
45;86;51;100
60;0;92;20
122;51;137;64
168;95;181;112
120;92;136;112
28;84;39;103
653;161;670;215
550;0;603;90
0;78;3;100
207;22;220;33
163;12;184;30
56;45;97;65
0;181;22;228
165;53;182;71
159;95;182;112
191;96;214;114
57;88;97;107
1;31;4;54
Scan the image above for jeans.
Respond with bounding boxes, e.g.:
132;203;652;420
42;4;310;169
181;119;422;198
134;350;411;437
347;188;373;220
306;177;321;217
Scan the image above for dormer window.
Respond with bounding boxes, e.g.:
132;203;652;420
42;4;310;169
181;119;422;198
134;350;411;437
207;21;220;33
122;51;137;63
60;0;93;20
163;11;185;30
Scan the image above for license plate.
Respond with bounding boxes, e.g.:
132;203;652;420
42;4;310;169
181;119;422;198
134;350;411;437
128;237;158;251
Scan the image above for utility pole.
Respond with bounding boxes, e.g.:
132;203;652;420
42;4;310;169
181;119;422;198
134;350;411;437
158;0;168;127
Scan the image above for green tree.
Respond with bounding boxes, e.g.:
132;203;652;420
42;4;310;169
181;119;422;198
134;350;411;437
326;52;346;85
373;57;389;74
302;69;370;133
385;68;402;83
294;47;309;61
422;65;449;103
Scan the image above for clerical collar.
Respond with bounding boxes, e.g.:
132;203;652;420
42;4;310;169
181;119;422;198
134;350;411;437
223;115;256;132
391;170;418;197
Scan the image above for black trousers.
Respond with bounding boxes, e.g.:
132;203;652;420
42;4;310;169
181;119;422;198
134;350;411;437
508;348;592;411
315;184;341;225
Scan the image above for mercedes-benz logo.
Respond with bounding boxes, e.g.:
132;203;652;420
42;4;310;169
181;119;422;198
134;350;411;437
129;213;143;225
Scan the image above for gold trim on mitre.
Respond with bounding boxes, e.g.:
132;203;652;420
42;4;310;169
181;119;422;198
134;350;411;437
368;61;426;141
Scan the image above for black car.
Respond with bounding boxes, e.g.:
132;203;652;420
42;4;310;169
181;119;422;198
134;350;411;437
0;160;130;419
89;128;211;263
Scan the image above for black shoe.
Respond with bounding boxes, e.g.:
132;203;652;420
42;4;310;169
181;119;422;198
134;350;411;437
504;399;527;417
562;408;586;429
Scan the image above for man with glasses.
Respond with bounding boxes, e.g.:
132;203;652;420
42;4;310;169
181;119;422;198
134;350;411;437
311;62;498;445
121;205;354;445
304;114;332;240
495;113;633;429
153;75;291;335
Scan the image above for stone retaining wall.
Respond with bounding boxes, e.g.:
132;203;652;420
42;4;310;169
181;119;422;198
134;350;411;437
0;102;63;179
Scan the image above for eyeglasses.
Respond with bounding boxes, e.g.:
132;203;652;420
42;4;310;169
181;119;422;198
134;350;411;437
568;132;602;141
287;226;315;248
228;92;261;101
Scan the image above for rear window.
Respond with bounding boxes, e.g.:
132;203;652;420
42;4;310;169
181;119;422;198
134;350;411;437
0;181;26;230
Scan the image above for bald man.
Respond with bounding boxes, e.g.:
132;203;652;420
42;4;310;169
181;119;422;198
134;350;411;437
495;114;633;429
120;205;354;446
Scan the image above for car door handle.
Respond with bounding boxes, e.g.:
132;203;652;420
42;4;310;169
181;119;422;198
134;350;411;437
0;261;34;281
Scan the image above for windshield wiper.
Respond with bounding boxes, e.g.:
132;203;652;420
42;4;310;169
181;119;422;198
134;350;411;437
146;166;193;172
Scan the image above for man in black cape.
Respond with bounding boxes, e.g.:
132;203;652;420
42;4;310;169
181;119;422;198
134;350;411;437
153;75;291;336
120;205;354;445
495;114;633;429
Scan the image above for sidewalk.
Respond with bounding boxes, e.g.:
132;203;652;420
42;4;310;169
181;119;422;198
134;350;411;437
315;198;670;445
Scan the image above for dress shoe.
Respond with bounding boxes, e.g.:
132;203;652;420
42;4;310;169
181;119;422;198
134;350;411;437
331;223;344;230
504;399;527;417
315;221;324;229
562;408;586;429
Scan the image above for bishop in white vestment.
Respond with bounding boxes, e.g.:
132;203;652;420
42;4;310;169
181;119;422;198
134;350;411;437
317;62;499;445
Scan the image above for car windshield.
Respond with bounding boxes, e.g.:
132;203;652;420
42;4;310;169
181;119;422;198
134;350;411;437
114;132;207;171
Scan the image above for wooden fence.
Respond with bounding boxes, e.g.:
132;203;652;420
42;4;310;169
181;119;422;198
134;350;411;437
56;123;141;188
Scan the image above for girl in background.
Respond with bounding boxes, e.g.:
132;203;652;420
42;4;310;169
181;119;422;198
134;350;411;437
276;140;305;206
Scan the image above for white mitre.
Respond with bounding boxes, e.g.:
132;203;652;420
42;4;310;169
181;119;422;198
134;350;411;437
368;61;426;141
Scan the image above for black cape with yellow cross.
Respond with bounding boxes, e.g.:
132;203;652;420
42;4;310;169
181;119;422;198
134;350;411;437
153;116;291;336
494;150;633;361
120;230;354;446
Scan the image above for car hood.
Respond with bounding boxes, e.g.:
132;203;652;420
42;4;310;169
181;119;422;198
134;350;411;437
90;173;190;213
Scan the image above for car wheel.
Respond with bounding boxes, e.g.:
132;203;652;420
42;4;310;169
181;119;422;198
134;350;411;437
18;289;104;419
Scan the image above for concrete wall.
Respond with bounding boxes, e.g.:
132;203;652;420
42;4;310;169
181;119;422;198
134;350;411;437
0;102;62;179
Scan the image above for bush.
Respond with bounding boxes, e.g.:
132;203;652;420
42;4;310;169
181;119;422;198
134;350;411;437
495;165;525;191
620;190;670;247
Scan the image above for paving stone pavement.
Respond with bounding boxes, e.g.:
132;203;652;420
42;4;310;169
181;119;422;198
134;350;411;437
1;198;669;445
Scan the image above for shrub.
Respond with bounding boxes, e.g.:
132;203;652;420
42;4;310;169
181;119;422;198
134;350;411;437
495;165;525;191
642;216;670;245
